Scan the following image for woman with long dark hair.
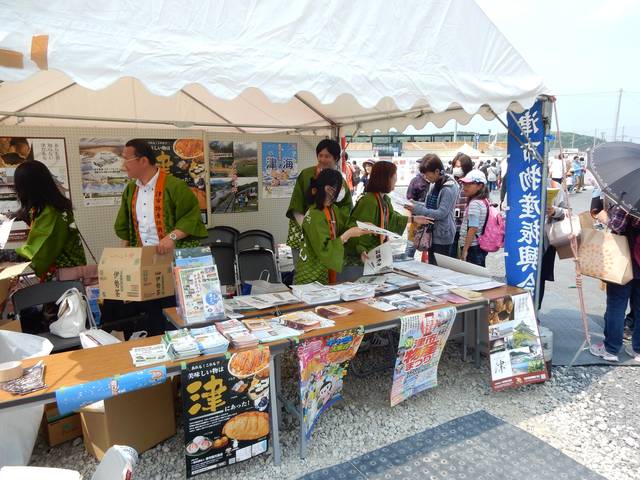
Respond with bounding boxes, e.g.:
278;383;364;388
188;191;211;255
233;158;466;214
343;161;409;279
14;161;86;280
294;169;365;285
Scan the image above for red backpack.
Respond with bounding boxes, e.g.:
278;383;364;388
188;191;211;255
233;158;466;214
477;199;505;252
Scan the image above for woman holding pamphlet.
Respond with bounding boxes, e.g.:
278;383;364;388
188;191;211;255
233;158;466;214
286;139;353;267
342;161;410;280
404;154;459;265
294;169;366;285
14;160;86;281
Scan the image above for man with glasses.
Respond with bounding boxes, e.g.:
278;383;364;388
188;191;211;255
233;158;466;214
113;139;207;335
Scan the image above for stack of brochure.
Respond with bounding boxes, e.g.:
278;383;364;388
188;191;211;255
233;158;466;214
244;319;302;343
216;319;259;348
162;329;201;360
291;282;341;304
234;291;299;310
129;344;171;367
334;283;376;301
190;326;229;355
278;311;335;332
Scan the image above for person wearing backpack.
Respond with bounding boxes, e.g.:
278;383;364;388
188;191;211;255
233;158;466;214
404;154;459;265
458;170;491;266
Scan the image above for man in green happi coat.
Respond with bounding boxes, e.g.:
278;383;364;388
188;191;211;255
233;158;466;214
286;139;353;265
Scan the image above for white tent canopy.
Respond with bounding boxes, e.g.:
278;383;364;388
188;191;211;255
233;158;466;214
457;143;483;158
0;0;549;134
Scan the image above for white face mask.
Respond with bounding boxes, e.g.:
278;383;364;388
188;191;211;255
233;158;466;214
453;167;464;178
336;187;346;203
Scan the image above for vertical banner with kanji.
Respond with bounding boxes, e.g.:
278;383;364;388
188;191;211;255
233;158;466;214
181;350;270;477
505;100;546;294
298;327;364;439
390;307;457;406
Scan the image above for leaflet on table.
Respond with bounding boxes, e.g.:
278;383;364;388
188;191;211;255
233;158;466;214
163;329;201;360
250;321;302;343
181;351;270;476
234;291;298;310
363;241;394;275
360;291;445;312
488;293;547;391
360;298;397;311
390;307;457;406
55;366;167;415
356;221;404;241
291;282;341;304
332;282;376;301
297;327;364;439
129;344;171;367
191;326;229;355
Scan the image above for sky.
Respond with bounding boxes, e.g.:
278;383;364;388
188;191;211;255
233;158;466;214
409;0;640;142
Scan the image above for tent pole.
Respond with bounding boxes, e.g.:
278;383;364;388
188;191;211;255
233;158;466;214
294;94;337;133
179;89;246;133
0;82;77;123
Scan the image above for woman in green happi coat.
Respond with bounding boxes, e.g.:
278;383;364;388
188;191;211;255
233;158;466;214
14;160;86;281
342;161;415;281
286;139;353;266
294;169;366;285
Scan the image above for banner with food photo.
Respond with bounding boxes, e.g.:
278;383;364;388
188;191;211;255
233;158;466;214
209;140;259;214
261;142;299;199
79;137;129;207
297;327;364;440
181;349;270;477
488;293;548;391
0;137;70;242
390;307;457;407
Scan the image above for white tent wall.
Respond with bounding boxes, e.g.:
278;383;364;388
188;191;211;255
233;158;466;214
0;125;322;257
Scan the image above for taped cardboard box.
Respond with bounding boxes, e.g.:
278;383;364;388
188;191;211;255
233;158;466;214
80;380;175;460
98;247;174;301
42;403;82;447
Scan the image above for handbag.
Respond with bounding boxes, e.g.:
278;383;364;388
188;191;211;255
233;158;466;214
50;287;89;338
412;225;432;252
546;213;581;259
56;223;99;286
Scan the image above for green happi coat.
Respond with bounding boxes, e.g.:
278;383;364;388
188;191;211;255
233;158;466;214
115;172;207;248
345;192;408;264
286;166;353;249
16;206;87;279
294;205;348;285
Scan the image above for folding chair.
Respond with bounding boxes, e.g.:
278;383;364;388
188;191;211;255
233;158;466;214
237;249;281;284
237;229;275;253
209;243;239;295
202;226;239;247
12;280;86;352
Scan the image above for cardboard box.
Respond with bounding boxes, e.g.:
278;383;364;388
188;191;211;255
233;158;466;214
0;262;31;304
98;247;174;301
42;403;82;447
0;318;21;332
80;380;176;460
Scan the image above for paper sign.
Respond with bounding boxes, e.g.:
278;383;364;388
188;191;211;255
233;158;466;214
546;188;560;206
356;221;403;241
0;217;14;249
390;307;457;406
363;242;394;275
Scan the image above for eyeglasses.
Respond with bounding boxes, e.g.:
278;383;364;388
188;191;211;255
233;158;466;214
122;156;139;163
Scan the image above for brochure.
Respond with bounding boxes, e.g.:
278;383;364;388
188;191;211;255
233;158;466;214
314;305;353;319
363;242;394;275
356;221;404;241
129;344;170;367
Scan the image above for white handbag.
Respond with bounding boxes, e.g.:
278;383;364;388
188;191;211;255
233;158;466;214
547;214;581;248
50;288;89;338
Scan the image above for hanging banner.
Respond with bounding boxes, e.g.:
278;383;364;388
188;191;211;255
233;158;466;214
390;307;457;406
488;293;547;391
0;137;70;242
505;100;545;294
181;350;270;477
261;142;299;198
297;327;364;439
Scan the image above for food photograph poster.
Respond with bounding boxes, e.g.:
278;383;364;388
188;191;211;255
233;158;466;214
297;327;364;439
0;137;70;242
209;140;259;214
181;350;270;476
261;142;298;199
390;307;457;407
80;138;208;223
488;293;548;391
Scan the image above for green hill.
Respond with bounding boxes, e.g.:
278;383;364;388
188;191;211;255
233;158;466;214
497;131;601;151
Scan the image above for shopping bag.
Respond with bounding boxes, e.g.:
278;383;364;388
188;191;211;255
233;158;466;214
412;225;432;252
578;213;633;285
546;214;581;259
50;288;88;338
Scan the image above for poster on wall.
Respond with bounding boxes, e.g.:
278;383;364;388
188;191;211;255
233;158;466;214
209;141;259;214
261;142;299;199
0;137;70;242
80;138;208;223
181;350;270;476
390;307;457;407
488;293;547;391
79;138;128;207
297;327;363;439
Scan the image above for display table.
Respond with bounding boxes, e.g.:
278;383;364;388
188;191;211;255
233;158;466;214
0;284;523;468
